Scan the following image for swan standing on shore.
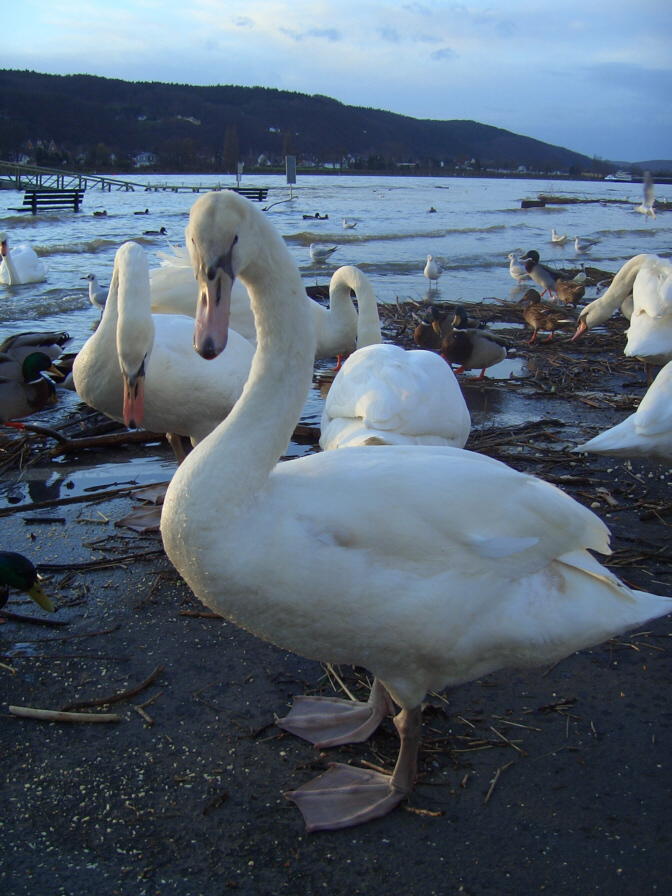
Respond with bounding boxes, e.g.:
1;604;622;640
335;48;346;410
73;242;254;449
160;191;671;832
575;360;672;461
0;232;47;285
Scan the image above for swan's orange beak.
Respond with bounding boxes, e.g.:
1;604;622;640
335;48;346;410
123;367;145;429
571;320;587;341
194;267;232;360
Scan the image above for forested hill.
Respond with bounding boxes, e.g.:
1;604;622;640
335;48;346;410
0;69;604;174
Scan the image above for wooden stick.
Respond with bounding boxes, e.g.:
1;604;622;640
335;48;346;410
9;705;120;723
60;664;164;711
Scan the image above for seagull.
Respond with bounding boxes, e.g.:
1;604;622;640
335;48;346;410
423;254;442;291
342;218;357;229
636;171;656;219
507;251;530;282
575;236;599;253
551;228;568;245
309;244;338;263
81;273;108;311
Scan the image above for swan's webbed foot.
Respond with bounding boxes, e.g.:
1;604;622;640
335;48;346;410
285;763;405;832
285;705;422;832
276;679;395;747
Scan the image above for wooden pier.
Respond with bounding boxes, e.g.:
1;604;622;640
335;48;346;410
0;161;268;198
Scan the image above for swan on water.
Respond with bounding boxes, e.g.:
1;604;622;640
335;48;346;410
0;232;48;285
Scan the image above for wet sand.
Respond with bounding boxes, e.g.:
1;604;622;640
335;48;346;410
1;302;671;896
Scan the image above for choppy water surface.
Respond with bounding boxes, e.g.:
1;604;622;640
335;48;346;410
2;172;669;353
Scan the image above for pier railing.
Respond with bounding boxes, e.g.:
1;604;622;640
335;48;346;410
0;161;264;195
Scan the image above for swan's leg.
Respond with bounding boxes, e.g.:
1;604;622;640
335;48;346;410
276;678;395;747
285;705;422;832
165;432;191;464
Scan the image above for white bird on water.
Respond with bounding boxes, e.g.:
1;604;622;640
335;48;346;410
309;243;338;263
575;236;599;253
551;228;568;245
423;254;442;290
81;273;108;312
636;171;656;219
507;251;529;282
160;190;672;833
342;218;357;229
0;232;48;285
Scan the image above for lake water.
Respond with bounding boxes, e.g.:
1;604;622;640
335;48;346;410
1;172;669;354
1;172;669;497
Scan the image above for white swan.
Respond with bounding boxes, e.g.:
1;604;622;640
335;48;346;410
73;241;254;447
160;191;672;832
624;255;672;366
320;342;470;449
149;244;258;343
149;241;376;363
0;232;47;285
423;254;442;290
575;359;672;461
573;254;652;339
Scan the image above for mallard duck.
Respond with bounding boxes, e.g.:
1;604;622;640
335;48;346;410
0;331;70;365
575;359;672;461
555;279;585;306
519;250;560;298
0;232;48;285
413;305;450;349
160;190;671;833
81;273;108;311
0;351;57;422
0;551;54;612
440;327;507;376
452;304;486;330
522;289;575;343
423;254;442;291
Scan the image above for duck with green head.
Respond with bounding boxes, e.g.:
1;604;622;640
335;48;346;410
0;552;54;612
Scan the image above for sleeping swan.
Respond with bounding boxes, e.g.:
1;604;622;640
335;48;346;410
160;191;671;832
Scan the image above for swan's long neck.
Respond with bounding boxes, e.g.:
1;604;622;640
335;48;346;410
329;266;381;349
583;254;654;327
1;248;19;285
181;221;316;503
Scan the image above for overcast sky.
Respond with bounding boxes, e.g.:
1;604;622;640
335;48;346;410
4;1;671;162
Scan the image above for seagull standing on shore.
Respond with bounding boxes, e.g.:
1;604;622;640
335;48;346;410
423;255;442;291
507;252;529;282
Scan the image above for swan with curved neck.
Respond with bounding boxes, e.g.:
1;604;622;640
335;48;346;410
0;233;48;285
150;242;378;361
73;241;254;447
160;191;671;832
573;254;653;338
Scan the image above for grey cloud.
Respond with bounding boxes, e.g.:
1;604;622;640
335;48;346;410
431;47;457;61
